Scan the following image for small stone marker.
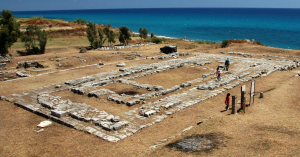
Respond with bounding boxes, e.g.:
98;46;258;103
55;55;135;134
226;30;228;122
259;92;264;98
116;62;126;67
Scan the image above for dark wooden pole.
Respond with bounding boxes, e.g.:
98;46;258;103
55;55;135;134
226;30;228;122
231;95;237;114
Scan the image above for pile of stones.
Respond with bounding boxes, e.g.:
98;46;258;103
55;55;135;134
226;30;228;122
16;60;44;69
158;52;191;60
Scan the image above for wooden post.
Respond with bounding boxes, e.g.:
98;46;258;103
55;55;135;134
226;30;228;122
241;91;246;113
231;95;237;114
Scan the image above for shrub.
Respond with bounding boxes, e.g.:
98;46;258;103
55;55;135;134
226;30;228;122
75;18;87;24
252;40;264;46
30;16;43;20
151;32;154;38
151;37;164;44
195;40;216;44
221;40;229;48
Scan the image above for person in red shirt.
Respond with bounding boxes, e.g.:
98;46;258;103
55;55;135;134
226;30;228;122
225;93;230;111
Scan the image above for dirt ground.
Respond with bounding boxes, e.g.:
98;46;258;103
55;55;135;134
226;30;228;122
0;34;300;157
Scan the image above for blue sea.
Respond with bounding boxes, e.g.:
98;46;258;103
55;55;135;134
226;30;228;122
12;8;300;49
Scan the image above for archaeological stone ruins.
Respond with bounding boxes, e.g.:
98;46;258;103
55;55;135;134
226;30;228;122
0;53;297;142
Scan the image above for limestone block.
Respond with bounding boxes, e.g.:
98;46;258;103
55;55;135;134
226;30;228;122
116;62;126;67
106;115;114;121
163;100;182;109
202;74;209;78
105;136;120;142
51;110;68;118
144;110;156;117
100;121;113;131
112;121;129;130
112;116;120;122
84;126;97;134
16;72;28;77
126;99;140;106
55;85;62;88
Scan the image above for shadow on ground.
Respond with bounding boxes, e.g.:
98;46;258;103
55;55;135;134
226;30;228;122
166;132;231;154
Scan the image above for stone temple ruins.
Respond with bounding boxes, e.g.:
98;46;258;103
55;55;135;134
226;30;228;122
0;52;297;142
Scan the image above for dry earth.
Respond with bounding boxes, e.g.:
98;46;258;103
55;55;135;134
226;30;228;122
0;36;300;157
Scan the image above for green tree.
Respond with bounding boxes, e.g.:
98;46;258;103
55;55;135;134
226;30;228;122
107;30;116;47
139;27;143;40
107;23;111;28
142;28;148;40
38;30;48;54
86;22;115;48
0;10;21;56
21;25;48;54
150;32;154;38
86;22;97;48
119;26;131;46
102;27;113;46
98;28;106;47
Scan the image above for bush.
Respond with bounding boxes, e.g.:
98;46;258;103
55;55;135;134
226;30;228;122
252;40;264;46
151;32;154;38
151;37;164;44
30;16;43;20
221;40;229;48
75;18;87;24
195;40;216;44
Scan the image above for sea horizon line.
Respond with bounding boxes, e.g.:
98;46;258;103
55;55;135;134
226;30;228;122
10;7;300;12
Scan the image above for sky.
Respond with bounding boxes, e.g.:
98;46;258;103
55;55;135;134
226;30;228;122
1;0;300;11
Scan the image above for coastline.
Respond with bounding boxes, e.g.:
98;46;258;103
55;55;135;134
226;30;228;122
11;8;300;49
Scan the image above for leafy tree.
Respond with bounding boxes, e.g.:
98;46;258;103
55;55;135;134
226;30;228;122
107;23;111;28
142;28;148;40
107;30;116;47
102;27;114;46
139;27;143;40
86;21;106;48
21;25;48;54
150;32;154;38
98;28;105;46
119;26;131;45
86;22;97;48
86;22;116;48
0;10;21;56
38;30;48;54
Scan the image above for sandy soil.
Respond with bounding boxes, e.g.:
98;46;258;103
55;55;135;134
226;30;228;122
0;36;300;156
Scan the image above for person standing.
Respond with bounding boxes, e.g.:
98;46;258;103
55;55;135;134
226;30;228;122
225;93;230;111
225;58;230;71
216;67;221;81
